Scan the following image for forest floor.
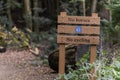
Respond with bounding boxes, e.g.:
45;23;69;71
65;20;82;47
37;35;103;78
0;49;57;80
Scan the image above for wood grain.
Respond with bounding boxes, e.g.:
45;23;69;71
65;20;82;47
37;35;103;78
58;25;100;35
57;35;99;45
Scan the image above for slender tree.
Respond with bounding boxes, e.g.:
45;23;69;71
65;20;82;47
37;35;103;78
108;0;112;25
7;0;13;26
24;0;32;30
83;0;86;16
91;0;98;13
33;0;39;32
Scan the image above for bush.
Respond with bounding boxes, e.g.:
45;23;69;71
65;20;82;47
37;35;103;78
0;25;7;46
0;25;30;49
56;58;120;80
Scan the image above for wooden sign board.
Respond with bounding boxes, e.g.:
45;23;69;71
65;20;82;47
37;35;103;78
57;35;99;45
58;25;100;35
58;13;100;25
57;12;100;80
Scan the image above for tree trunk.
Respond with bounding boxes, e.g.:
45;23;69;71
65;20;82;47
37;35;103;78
24;0;32;30
47;0;51;15
83;0;86;16
91;0;98;13
33;0;39;32
108;0;112;25
108;0;113;47
56;0;59;15
7;0;13;27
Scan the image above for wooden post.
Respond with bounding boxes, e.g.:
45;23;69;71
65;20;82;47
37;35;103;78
90;13;99;80
90;45;97;80
59;44;65;80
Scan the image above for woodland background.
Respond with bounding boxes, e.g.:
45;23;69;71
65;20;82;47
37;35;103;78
0;0;120;79
0;0;119;49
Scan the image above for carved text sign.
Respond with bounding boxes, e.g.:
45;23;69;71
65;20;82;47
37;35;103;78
58;15;100;25
57;35;99;45
57;12;100;80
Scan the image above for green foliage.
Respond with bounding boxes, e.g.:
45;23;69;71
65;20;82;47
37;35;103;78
101;20;120;45
0;1;11;27
7;0;21;9
60;0;94;16
0;25;30;48
69;0;84;3
32;16;52;29
8;27;30;48
0;25;7;46
56;58;120;80
0;26;7;39
26;27;58;53
101;0;120;46
96;60;120;80
0;0;20;28
105;0;120;24
60;0;83;15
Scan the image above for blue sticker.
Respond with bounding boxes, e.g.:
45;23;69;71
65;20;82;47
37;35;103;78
75;26;82;33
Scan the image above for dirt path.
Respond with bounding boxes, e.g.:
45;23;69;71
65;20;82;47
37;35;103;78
0;50;57;80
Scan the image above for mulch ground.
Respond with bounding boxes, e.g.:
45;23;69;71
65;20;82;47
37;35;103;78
0;49;57;80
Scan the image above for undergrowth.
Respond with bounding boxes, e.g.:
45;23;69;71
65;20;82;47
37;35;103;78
56;52;120;80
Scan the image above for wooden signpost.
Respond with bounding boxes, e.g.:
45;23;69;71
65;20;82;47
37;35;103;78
57;12;100;80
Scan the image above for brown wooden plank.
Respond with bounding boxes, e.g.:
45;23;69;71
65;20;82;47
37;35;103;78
90;46;97;80
90;46;97;64
58;16;100;25
57;35;99;45
58;25;100;34
60;12;67;16
59;44;65;80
